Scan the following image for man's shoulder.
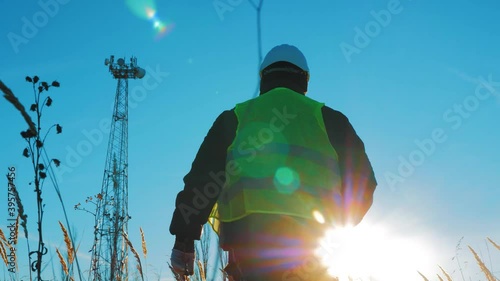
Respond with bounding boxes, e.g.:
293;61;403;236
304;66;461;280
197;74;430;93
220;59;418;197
213;108;237;127
218;108;236;118
321;105;349;121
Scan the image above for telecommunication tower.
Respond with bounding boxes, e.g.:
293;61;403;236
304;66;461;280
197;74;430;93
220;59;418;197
89;55;146;281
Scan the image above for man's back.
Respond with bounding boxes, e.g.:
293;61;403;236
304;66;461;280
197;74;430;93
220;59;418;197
169;44;377;281
211;87;343;230
214;88;376;280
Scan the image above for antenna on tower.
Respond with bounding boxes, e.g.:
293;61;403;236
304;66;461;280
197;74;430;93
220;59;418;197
89;55;146;281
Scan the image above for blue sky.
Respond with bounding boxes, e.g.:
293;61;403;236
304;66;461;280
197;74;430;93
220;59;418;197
1;0;500;280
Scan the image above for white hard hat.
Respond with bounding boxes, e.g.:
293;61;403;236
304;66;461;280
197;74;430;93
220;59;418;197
259;44;309;73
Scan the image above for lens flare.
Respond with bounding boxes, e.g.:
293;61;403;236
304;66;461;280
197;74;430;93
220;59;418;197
125;0;174;40
146;7;174;40
312;210;325;224
145;7;156;19
273;167;300;194
126;0;156;19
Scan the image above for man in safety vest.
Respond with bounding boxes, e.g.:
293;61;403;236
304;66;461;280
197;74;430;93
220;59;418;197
169;44;377;281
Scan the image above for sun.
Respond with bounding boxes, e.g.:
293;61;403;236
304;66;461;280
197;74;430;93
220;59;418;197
314;220;435;281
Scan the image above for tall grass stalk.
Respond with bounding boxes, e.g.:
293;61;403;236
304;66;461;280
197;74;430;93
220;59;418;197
140;227;148;280
487;238;500;251
418;271;430;281
438;265;453;281
0;230;7;245
196;260;206;281
248;0;264;98
0;81;36;134
140;228;147;259
57;221;77;280
55;248;69;276
43;149;83;280
0;238;8;266
123;232;144;281
58;222;74;264
468;245;497;281
454;236;466;281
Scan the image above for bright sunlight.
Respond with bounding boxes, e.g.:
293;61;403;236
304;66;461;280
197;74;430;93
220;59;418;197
315;220;435;281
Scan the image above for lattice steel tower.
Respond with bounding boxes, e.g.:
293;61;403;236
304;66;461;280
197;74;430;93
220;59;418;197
89;56;146;281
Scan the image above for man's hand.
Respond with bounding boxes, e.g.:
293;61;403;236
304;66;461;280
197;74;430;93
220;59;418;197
170;249;194;276
170;236;195;276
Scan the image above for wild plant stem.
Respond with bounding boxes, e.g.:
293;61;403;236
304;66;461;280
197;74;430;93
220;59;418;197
249;0;264;98
455;251;466;281
35;85;45;280
42;148;83;281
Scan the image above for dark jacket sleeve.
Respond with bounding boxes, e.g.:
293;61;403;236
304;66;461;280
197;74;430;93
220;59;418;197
321;106;377;226
169;109;237;240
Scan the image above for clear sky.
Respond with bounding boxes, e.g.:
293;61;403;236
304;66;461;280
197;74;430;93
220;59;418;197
1;1;500;280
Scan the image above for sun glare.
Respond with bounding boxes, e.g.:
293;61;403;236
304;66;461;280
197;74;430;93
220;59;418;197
315;221;434;281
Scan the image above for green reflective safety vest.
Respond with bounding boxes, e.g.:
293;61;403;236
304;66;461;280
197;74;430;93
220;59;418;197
209;88;342;233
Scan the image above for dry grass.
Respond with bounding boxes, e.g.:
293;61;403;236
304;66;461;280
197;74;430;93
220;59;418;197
0;80;37;135
58;221;74;264
0;229;7;244
122;232;144;281
168;263;180;280
438;265;453;281
0;236;8;266
418;270;430;281
0;227;18;269
140;227;147;259
56;221;77;280
418;238;499;281
468;245;497;281
121;255;128;280
197;259;206;281
56;247;69;275
488;237;500;251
